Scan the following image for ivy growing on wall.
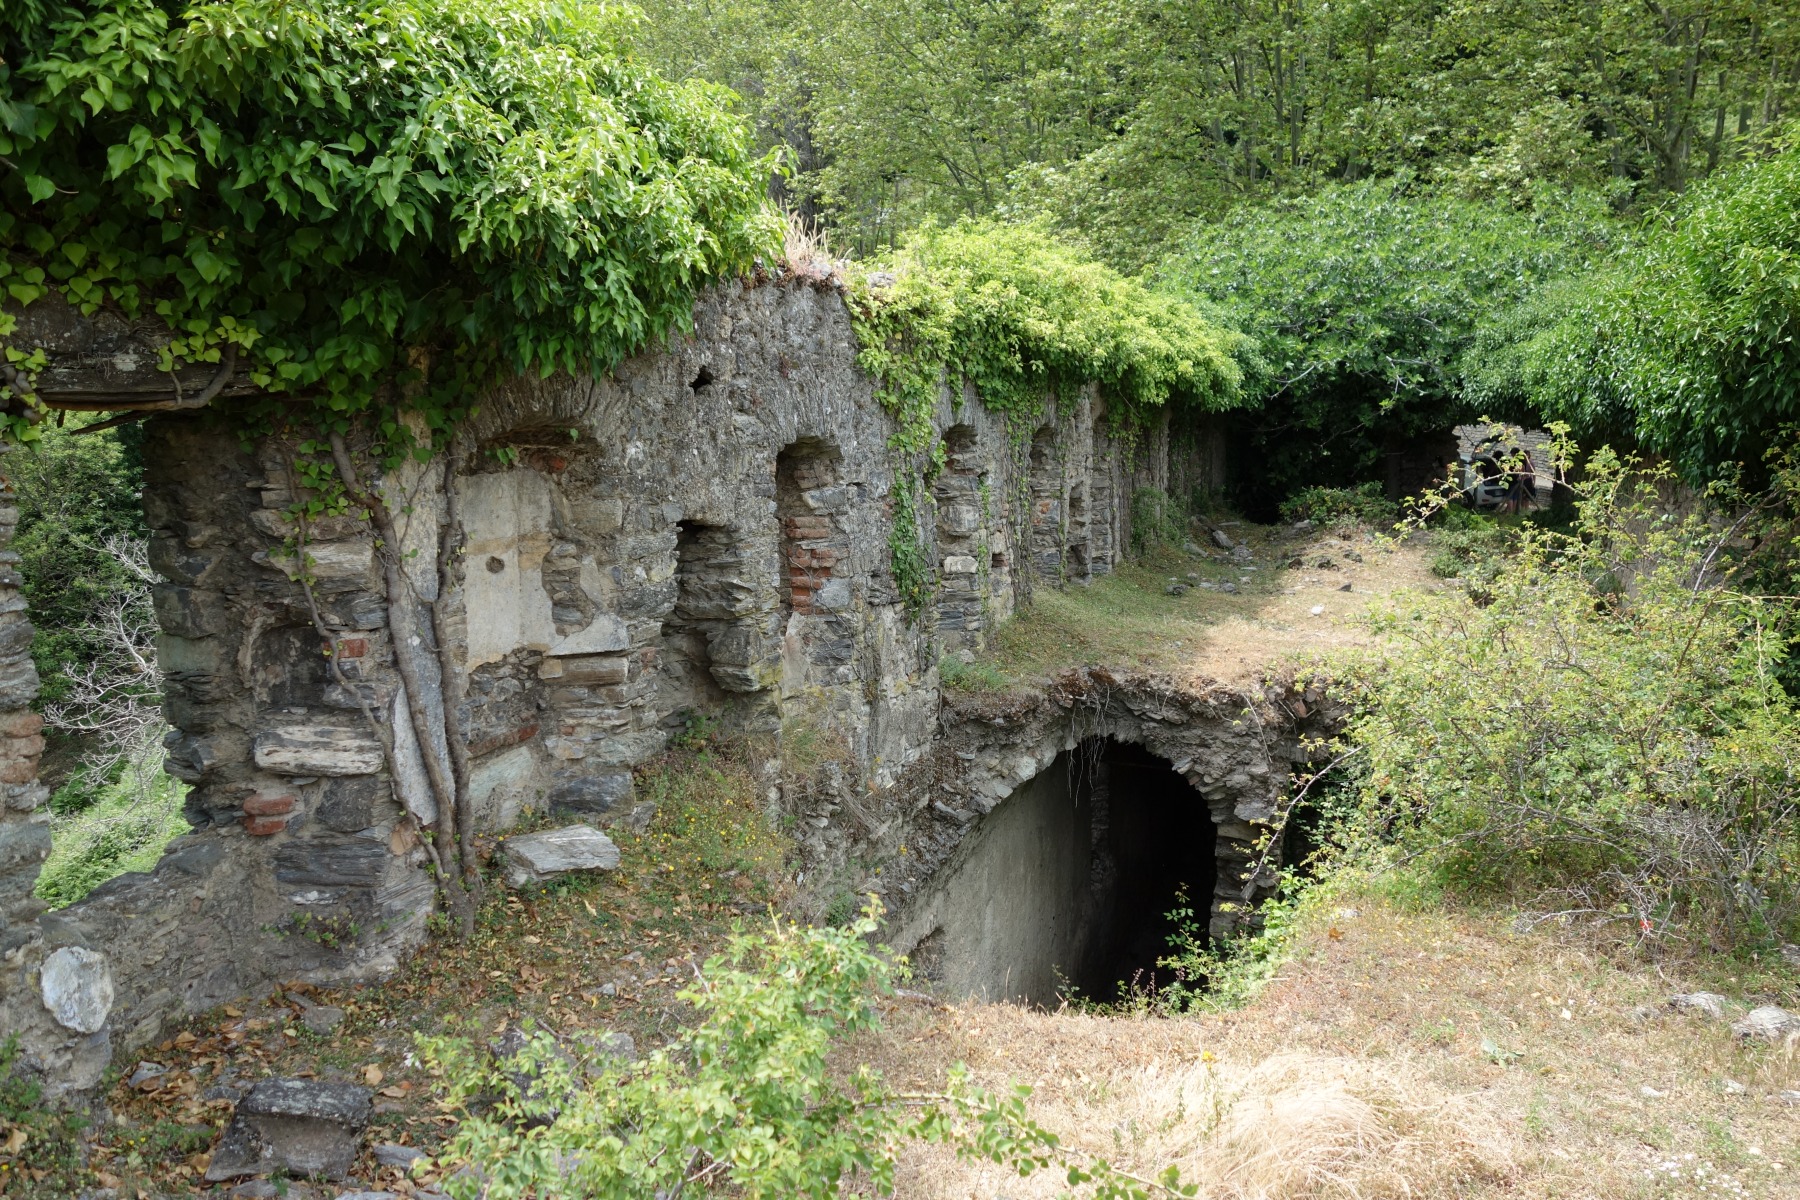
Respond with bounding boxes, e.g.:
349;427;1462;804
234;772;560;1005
0;0;780;453
846;219;1247;455
844;219;1247;611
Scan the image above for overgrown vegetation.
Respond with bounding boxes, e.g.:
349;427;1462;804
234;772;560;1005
1161;181;1612;513
36;758;184;908
1277;483;1397;530
1468;136;1800;484
11;419;183;907
1351;448;1800;951
848;219;1246;456
1128;487;1184;556
421;904;1224;1199
0;0;779;451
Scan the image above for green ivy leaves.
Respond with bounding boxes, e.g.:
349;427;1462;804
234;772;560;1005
849;219;1246;458
1;0;781;461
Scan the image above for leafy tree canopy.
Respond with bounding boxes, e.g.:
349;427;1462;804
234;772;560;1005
1468;140;1800;482
0;0;781;454
636;0;1800;266
1159;179;1615;512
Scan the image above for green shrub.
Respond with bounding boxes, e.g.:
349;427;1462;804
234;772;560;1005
1426;511;1511;580
418;906;1210;1198
1162;179;1614;514
1129;486;1183;556
1467;141;1800;483
1277;483;1396;529
1351;448;1800;950
939;654;1006;692
36;756;187;908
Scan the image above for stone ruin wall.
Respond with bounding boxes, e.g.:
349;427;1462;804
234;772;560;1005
0;279;1204;1097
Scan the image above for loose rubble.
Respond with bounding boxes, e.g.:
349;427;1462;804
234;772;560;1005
205;1078;373;1182
502;825;621;890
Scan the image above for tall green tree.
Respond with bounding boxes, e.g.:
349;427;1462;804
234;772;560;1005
636;0;1800;265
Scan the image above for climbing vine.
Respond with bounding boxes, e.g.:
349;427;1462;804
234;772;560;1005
844;220;1247;604
0;0;780;456
886;473;932;615
845;220;1247;454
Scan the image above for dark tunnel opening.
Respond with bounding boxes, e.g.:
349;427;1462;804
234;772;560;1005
900;736;1223;1007
1072;739;1218;1001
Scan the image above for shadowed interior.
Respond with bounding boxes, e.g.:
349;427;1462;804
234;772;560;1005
901;738;1218;1006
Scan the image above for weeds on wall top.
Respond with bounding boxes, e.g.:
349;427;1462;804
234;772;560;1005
0;0;780;456
845;219;1248;457
844;220;1246;614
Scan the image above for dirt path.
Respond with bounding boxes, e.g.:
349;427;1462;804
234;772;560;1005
986;521;1439;691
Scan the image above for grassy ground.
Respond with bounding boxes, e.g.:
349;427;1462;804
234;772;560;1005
970;521;1437;690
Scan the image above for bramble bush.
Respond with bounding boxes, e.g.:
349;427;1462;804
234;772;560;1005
1277;483;1396;530
1350;444;1800;951
419;907;1206;1199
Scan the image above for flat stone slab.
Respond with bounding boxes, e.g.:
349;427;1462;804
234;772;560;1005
205;1079;373;1182
503;825;620;889
254;726;384;777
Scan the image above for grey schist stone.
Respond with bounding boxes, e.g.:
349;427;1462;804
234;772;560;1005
1732;1005;1800;1041
39;946;113;1034
502;825;620;890
1668;992;1729;1020
254;726;385;776
205;1079;373;1182
547;771;634;818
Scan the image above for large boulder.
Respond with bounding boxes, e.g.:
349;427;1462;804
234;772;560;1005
501;825;620;890
205;1079;373;1182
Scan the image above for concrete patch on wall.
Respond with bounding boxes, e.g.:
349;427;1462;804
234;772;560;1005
461;468;557;667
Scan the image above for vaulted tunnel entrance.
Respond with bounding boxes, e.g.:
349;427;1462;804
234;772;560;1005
904;738;1217;1006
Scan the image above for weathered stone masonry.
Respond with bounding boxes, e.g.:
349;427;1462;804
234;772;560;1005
0;278;1295;1097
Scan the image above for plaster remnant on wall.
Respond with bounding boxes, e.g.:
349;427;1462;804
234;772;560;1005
40;946;114;1034
461;468;557;667
0;280;1231;1097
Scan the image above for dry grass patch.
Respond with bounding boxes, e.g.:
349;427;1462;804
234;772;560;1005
982;523;1438;689
858;884;1800;1199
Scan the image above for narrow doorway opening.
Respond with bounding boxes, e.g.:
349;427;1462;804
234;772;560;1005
1075;739;1218;999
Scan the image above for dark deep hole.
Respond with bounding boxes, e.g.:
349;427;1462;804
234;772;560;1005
1073;739;1218;1001
690;365;715;391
